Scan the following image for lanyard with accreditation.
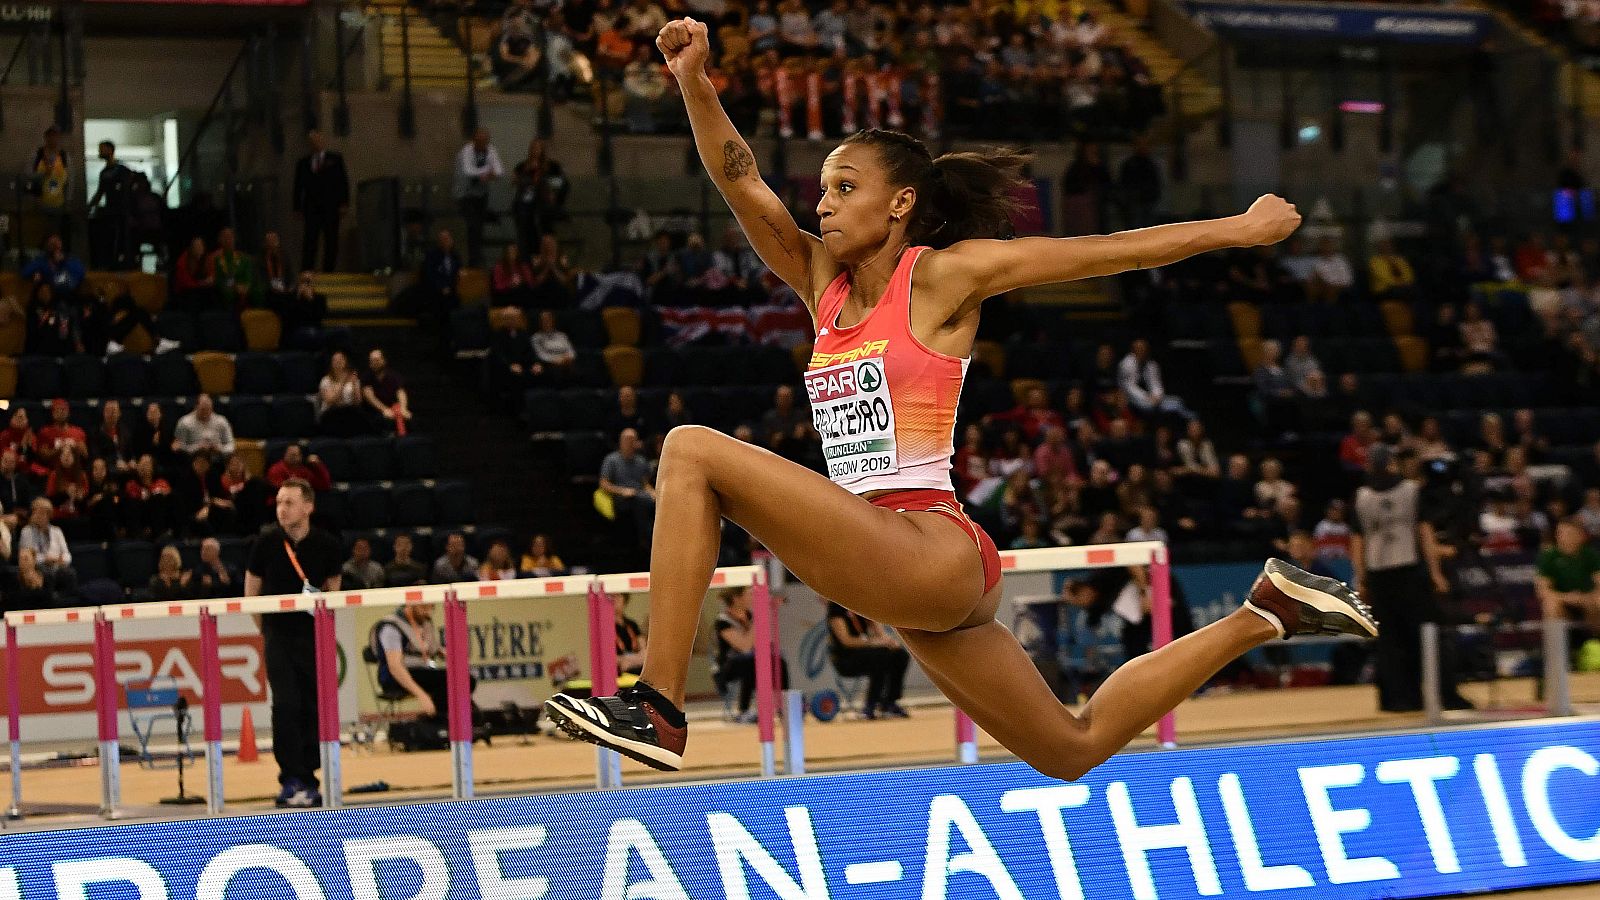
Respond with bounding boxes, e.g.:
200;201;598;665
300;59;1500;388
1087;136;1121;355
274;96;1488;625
284;538;318;594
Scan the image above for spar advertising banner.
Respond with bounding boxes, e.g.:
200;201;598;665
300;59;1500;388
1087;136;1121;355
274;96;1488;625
0;720;1596;899
1185;0;1491;45
1;615;358;743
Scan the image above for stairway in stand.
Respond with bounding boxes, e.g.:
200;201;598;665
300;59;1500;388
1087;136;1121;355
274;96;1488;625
1078;0;1222;126
364;0;486;91
319;273;404;326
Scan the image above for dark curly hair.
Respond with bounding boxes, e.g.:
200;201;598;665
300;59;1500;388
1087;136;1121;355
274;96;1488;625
841;129;1033;249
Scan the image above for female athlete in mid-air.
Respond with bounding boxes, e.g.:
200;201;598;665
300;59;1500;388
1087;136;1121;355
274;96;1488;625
545;18;1377;780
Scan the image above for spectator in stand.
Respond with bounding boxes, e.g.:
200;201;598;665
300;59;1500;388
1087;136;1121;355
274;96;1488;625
1314;499;1353;563
622;45;671;132
1578;488;1600;541
24;282;79;356
221;455;268;534
1215;454;1262;529
293;129;350;272
207;227;255;312
90;399;133;473
1428;303;1465;372
1515;233;1554;283
496;0;544;89
1117;338;1192;421
432;532;481;584
46;444;89;520
990;385;1065;444
1089;511;1124;546
36;399;87;472
520;533;566;576
1459;302;1502;372
316;351;368;438
256;231;292;310
280;272;328;344
759;385;807;445
384;534;429;587
123;453;174;539
1535;518;1600;632
414;230;462;337
1306;237;1355;303
605;386;649;441
1010;516;1049;550
531;309;578;383
1279;235;1317;286
1511;408;1550;462
614;592;647;676
341;538;386;590
490;308;537;400
1061;143;1112;235
22;235;86;300
173;394;236;461
1175;418;1220;481
85;457;121;540
454;127;505;267
266;445;333;494
18;498;76;600
714;586;790;723
0;409;36;472
1414;416;1453;462
1340;411;1379;473
1032;425;1079;485
175;450;233;537
599;427;656;548
191;537;240;600
148;545;193;602
1284;336;1323;395
1253;339;1300;435
1117;135;1162;229
31;127;70;239
492;243;536;308
172;237;217;311
0;448;37;526
658;390;693;433
1367;238;1416;301
526;235;577;309
826;600;910;719
953;424;990;501
362;349;413;433
479;540;519;580
10;548;55;610
1125;506;1168;544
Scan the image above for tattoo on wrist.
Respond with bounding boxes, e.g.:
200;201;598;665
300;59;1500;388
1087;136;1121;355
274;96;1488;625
759;215;794;259
722;141;754;181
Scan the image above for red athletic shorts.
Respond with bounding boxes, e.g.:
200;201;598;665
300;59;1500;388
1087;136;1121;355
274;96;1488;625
867;488;1003;593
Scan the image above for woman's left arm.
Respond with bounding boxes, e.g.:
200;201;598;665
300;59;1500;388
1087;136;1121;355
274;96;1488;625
928;195;1300;317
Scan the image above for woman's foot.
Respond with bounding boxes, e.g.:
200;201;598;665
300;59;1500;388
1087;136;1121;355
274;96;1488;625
1245;558;1379;640
544;685;687;772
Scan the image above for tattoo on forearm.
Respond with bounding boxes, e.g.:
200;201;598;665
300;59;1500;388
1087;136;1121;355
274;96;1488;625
722;141;754;181
759;215;794;259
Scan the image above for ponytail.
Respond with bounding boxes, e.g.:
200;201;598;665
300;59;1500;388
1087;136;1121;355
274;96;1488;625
842;129;1032;249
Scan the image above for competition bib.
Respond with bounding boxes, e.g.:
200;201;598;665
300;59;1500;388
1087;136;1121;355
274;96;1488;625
805;357;897;483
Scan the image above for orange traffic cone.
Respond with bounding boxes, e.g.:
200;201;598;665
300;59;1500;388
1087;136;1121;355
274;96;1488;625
237;707;259;763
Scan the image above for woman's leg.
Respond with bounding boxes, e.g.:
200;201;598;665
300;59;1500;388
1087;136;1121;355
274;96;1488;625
637;426;990;706
884;646;909;704
899;607;1276;782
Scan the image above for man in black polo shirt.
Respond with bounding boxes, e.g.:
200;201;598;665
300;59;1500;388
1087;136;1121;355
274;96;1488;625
245;478;342;808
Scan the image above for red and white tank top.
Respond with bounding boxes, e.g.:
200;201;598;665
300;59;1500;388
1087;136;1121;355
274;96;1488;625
803;246;969;494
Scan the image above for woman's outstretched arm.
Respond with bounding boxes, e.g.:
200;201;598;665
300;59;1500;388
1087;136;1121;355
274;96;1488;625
658;19;833;309
928;195;1302;316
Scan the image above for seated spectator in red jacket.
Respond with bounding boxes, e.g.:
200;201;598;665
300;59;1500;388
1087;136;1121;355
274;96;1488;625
491;243;536;308
1032;424;1080;485
172;237;216;311
123;453;174;539
46;444;89;521
988;385;1064;444
1339;411;1378;473
266;444;333;493
36;398;87;471
0;408;37;473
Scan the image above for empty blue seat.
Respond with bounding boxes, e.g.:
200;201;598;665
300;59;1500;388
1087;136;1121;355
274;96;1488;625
113;540;157;590
271;396;315;438
395;435;436;478
347;435;396;481
524;389;566;432
572;350;610;387
562;389;608;431
197;311;242;352
234;353;284;395
563;430;609;481
228;398;272;440
434;480;473;525
642;348;684;386
304;437;354;482
104;354;153;398
557;309;608;348
346;484;392;529
69;542;111;583
62;356;106;399
150;352;196;397
451;307;492;355
278;352;321;394
392;481;436;527
16;357;64;400
315;487;349;531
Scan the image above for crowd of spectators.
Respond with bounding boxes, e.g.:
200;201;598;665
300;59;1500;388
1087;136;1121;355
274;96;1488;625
482;0;1162;141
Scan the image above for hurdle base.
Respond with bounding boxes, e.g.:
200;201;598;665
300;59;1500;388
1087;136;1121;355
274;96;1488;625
452;741;476;799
